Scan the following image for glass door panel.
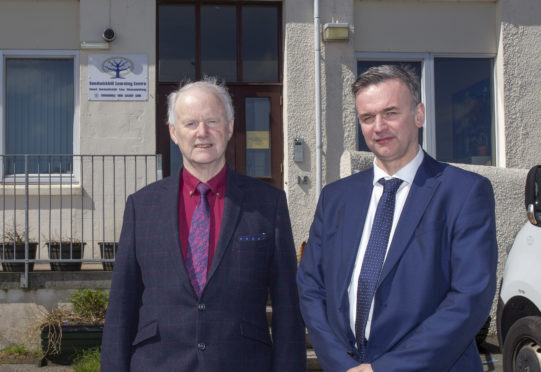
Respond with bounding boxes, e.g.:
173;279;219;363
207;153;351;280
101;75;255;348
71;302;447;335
245;98;271;177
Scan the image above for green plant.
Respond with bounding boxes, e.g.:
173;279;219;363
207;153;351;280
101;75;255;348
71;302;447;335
69;289;109;323
3;344;29;355
38;290;108;365
0;344;42;361
73;347;101;372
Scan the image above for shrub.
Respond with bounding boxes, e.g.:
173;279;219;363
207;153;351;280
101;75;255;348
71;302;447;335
69;289;109;323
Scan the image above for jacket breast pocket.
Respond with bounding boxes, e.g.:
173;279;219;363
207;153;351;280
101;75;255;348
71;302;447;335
233;233;273;283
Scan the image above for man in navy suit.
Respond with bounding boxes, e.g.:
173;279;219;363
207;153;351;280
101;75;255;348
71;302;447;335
101;78;305;371
297;65;497;372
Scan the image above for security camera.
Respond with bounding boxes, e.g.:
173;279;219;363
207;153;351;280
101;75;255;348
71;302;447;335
102;28;116;42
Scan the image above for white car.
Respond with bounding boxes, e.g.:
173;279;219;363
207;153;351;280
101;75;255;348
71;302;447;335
498;165;541;372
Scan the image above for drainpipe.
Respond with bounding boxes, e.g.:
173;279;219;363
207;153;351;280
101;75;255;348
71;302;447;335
314;0;322;199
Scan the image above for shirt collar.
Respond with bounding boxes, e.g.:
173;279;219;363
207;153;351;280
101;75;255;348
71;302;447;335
372;145;424;186
182;165;227;198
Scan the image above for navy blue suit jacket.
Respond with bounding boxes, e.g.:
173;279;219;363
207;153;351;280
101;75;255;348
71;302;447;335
101;167;306;371
297;154;497;372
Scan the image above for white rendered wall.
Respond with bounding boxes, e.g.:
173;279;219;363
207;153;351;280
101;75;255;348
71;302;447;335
79;0;156;155
0;0;79;49
499;0;541;168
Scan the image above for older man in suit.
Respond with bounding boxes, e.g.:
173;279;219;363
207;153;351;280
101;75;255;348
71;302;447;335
101;78;306;371
297;65;497;372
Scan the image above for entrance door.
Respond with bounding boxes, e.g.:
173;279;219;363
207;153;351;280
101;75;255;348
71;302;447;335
156;1;283;189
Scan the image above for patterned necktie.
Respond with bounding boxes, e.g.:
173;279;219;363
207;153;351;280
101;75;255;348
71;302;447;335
186;183;211;297
355;177;403;361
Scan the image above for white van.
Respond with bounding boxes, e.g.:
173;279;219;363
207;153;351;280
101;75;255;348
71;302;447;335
497;165;541;372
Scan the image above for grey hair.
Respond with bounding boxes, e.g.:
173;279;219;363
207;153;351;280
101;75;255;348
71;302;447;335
351;65;421;107
167;77;234;127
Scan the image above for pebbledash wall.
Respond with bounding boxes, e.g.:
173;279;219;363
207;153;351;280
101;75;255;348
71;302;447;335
1;0;541;347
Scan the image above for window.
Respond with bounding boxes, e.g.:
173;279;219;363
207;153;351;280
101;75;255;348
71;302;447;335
356;55;495;166
1;51;78;179
157;1;283;182
158;2;280;83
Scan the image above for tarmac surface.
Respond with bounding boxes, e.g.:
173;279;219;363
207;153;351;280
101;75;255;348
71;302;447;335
0;335;503;372
479;335;504;372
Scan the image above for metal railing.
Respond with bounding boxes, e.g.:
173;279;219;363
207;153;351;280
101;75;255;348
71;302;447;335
0;154;162;287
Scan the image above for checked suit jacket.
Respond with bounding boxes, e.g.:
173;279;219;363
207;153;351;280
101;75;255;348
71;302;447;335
101;167;306;372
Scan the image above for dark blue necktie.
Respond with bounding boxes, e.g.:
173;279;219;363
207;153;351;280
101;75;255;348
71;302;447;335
355;177;403;361
185;183;211;297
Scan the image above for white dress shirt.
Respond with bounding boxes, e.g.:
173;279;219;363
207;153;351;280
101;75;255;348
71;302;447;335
348;146;424;342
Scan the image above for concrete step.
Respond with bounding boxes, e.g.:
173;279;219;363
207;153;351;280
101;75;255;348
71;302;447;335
307;349;324;371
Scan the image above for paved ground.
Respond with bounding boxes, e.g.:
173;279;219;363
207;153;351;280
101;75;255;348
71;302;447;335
0;365;71;372
0;335;503;372
480;335;504;372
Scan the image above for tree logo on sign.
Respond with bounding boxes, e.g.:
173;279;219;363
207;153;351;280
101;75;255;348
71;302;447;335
102;57;134;79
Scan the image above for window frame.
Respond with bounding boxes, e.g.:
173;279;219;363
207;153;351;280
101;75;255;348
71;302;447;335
0;50;80;183
355;52;501;167
157;0;283;84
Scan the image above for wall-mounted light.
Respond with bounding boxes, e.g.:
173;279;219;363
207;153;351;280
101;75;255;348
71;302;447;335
322;23;349;41
80;41;110;50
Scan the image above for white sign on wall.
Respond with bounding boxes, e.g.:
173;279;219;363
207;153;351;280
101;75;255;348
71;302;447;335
88;54;148;101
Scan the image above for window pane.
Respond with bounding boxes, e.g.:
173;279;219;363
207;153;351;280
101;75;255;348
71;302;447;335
435;58;493;165
5;58;74;174
201;5;236;81
246;98;271;177
242;6;279;82
159;5;195;82
356;61;423;151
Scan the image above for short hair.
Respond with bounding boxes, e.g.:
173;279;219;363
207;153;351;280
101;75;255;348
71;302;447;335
167;76;234;127
351;65;421;107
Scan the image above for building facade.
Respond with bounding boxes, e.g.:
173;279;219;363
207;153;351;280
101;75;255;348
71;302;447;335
0;0;539;279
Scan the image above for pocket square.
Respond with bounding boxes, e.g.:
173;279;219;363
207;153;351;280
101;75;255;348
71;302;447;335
238;233;270;241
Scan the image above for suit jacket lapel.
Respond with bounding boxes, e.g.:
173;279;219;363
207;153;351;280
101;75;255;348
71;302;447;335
339;171;374;296
162;169;194;293
338;171;374;344
207;167;243;283
379;154;442;283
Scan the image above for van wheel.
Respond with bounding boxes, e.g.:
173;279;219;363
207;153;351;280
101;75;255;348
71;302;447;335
503;316;541;372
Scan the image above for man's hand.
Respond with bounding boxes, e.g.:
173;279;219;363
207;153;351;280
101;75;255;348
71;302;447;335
347;363;373;372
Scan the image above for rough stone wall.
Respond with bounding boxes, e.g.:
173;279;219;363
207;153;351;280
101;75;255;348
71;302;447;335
284;0;357;250
500;0;541;168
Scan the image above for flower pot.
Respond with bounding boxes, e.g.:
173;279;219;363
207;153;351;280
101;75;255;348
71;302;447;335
47;242;86;271
98;242;118;271
1;242;38;272
40;324;103;365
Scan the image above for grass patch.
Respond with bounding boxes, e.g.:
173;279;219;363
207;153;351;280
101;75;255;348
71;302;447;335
73;348;100;372
0;344;42;364
3;344;29;356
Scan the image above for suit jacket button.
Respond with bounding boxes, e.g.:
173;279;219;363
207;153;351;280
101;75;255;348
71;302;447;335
347;350;355;356
198;304;206;310
198;342;206;351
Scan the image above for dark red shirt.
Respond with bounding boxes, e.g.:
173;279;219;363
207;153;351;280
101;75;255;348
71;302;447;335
178;166;226;272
